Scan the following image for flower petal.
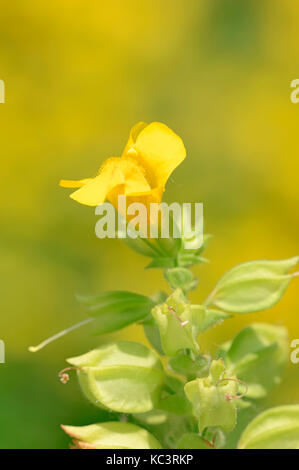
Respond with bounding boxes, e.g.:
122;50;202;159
122;122;147;157
69;157;151;207
134;122;186;188
69;158;123;206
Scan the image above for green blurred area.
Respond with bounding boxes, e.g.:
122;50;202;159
0;0;298;448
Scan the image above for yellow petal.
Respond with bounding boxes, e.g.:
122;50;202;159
108;186;164;224
69;158;123;206
134;122;186;188
69;156;150;207
122;121;147;157
121;157;151;195
59;178;93;188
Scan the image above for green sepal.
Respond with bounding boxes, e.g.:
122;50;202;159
143;318;164;355
152;289;200;356
238;405;299;449
177;253;209;268
169;352;211;379
119;233;162;258
154;236;182;258
164;267;198;292
177;433;211;449
146;257;177;269
177;233;212;268
219;323;288;399
67;341;164;413
191;305;231;332
133;410;198;450
184;359;239;432
164;375;185;394
61;421;162;449
158;394;192;415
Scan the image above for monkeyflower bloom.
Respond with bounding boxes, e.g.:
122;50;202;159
59;122;186;212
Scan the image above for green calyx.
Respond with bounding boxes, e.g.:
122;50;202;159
66;341;165;414
151;289;200;356
184;359;243;433
61;421;162;449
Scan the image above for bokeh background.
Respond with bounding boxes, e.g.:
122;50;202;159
0;0;298;448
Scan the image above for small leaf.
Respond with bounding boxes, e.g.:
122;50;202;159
62;421;162;449
238;405;299;449
177;433;211;449
206;257;298;313
77;291;155;334
67;341;164;413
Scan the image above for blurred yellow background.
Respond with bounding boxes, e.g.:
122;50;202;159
0;0;298;448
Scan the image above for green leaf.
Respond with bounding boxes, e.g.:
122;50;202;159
211;276;292;313
61;421;162;449
221;323;288;399
206;257;298;313
77;291;155;334
67;341;164;413
177;433;211;449
238;405;299;449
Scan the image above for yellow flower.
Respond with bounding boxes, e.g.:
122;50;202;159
59;122;186;212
